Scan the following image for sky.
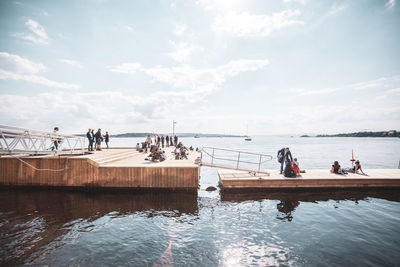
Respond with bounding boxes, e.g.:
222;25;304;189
0;0;399;135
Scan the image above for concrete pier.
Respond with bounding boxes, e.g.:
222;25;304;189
0;148;200;191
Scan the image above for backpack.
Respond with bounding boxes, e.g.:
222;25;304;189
277;148;285;163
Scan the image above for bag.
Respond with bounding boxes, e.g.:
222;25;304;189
277;148;285;163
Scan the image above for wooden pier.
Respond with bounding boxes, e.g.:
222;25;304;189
218;169;400;191
0;148;200;191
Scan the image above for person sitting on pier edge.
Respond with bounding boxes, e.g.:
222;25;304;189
278;147;293;174
105;131;109;148
94;128;103;151
284;161;296;178
166;135;170;147
331;161;345;174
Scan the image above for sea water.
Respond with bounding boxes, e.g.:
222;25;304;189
1;136;399;266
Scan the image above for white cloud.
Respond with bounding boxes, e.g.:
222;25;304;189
0;69;81;89
328;2;348;15
385;0;395;8
291;87;339;95
0;52;80;89
166;41;202;62
386;88;400;94
14;19;49;45
0;52;46;74
283;0;308;5
212;10;304;37
109;62;141;74
173;24;187;36
123;25;134;32
59;59;83;68
141;59;269;92
349;76;400;90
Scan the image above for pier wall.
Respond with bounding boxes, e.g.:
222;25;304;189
0;157;199;191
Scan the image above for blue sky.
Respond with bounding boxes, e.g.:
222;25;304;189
0;0;399;135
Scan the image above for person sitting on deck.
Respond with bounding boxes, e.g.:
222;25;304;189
345;160;365;175
331;161;345;174
284;161;296;178
180;146;188;159
292;158;305;174
160;151;166;162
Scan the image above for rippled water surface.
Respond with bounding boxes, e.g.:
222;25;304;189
1;136;400;266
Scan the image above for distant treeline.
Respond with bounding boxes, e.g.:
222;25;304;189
315;130;399;138
77;133;244;138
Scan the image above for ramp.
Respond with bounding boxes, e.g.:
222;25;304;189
0;125;85;155
200;147;273;175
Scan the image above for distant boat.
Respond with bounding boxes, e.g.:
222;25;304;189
194;134;200;138
244;124;252;141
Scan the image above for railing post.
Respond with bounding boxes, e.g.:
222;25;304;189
211;148;215;166
237;152;240;168
258;155;262;171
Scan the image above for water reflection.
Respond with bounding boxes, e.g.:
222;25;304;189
221;189;400;222
0;188;198;265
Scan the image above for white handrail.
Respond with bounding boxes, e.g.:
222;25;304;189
200;147;273;174
0;124;86;155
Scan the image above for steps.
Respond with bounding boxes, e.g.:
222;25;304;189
93;150;141;165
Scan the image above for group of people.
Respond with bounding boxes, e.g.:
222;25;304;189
278;147;305;178
86;128;109;151
136;135;196;162
330;160;365;175
278;147;366;177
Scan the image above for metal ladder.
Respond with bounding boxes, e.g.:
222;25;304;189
199;147;273;175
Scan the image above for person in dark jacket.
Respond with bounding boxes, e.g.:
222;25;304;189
174;135;178;146
280;147;293;174
105;131;109;148
94;128;103;151
284;162;296;178
161;135;165;148
86;128;94;151
166;136;170;147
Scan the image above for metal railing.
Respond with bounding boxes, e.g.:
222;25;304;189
0;125;86;155
200;147;273;175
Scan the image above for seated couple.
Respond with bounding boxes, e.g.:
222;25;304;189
330;160;365;175
174;143;188;160
284;158;305;178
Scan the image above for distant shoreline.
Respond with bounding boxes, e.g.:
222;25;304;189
76;133;245;138
301;130;399;138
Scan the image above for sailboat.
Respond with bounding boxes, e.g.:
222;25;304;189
244;124;252;141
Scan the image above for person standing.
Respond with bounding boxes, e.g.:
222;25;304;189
86;128;94;151
146;135;152;145
279;147;293;174
161;135;165;148
105;131;110;148
166;135;170;147
94;128;103;151
52;127;60;151
174;135;178;146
